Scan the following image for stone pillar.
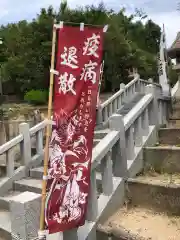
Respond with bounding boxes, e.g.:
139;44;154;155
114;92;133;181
10;191;41;240
96;107;103;125
19;123;31;166
120;83;126;104
109;114;128;177
145;84;159;126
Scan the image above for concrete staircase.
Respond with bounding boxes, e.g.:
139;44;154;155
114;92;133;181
97;99;180;239
0;90;146;239
0;75;176;240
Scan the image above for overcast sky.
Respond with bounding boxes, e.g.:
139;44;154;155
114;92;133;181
0;0;180;47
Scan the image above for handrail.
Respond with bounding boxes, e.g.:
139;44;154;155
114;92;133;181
29;120;47;136
101;75;140;109
139;78;161;88
101;89;124;109
0;134;23;155
125;75;139;89
124;94;153;131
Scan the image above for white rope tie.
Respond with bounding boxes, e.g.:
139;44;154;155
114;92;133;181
43;175;49;181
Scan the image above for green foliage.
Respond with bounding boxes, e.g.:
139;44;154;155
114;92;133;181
24;89;48;105
0;3;162;96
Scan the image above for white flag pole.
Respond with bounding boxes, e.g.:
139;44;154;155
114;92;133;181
158;24;170;96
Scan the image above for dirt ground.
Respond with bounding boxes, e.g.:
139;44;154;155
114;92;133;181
106;206;180;240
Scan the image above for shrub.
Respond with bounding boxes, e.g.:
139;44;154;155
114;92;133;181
24;90;48;105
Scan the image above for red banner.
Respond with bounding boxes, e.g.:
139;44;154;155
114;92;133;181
45;25;104;234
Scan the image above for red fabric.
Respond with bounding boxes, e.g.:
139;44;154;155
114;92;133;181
45;25;104;234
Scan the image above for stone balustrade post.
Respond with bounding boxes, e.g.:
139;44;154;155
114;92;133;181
162;101;168;125
145;84;159;126
19;123;31;166
113;100;116;113
142;108;149;136
63;228;78;240
10;192;41;240
6;148;15;177
134;116;142;147
118;95;122;109
125;126;135;160
135;78;141;93
120;83;126;104
109;114;128;177
158;101;163;125
86;170;98;221
109;103;113;116
96;108;103;125
36;130;43;154
104;107;108;122
101;151;113;196
148;78;153;83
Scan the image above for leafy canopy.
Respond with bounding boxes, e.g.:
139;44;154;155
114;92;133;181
0;2;161;96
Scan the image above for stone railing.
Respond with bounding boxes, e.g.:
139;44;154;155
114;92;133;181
0;79;177;240
77;84;170;239
97;75;139;124
0;120;47;179
97;75;162;125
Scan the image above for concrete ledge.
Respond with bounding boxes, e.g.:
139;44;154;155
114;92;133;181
14;178;42;194
127;178;180;215
78;177;124;239
128;125;157;178
158;128;180;145
143;146;180;173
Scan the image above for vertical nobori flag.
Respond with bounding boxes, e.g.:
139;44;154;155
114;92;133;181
158;24;170;95
45;23;105;234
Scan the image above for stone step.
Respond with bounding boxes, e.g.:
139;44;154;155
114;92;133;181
143;146;180;174
30;167;44;179
103;206;180;240
0;210;11;240
168;119;180;128
170;104;180;119
100;173;180;240
14;173;102;195
118;94;145;116
14;178;42;194
0;191;21;210
30;165;102;179
158;128;180;145
127;174;180;214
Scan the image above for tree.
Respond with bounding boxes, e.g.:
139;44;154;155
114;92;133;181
0;3;161;97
